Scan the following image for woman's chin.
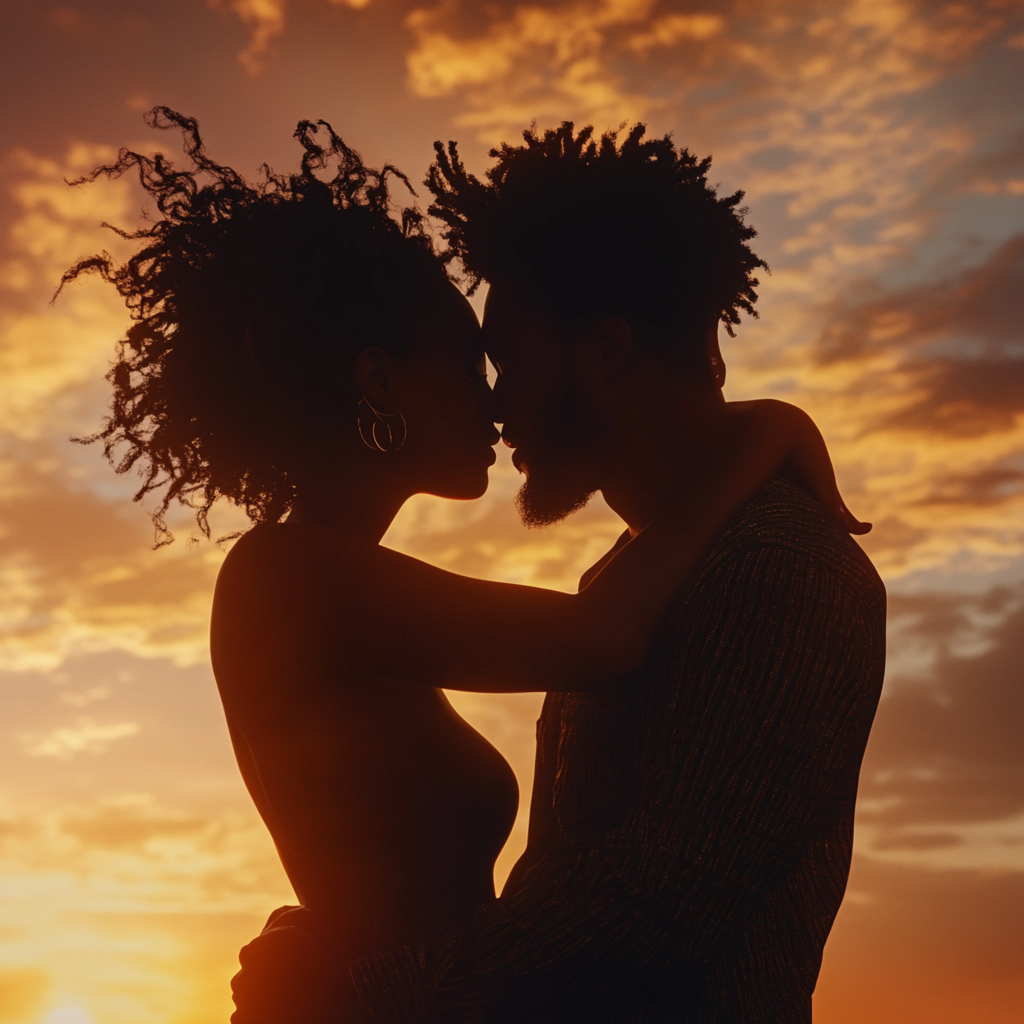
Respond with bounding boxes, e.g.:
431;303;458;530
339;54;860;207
428;470;491;502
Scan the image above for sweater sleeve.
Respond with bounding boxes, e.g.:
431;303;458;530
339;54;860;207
350;538;881;1023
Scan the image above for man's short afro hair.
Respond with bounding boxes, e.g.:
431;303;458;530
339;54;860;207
427;121;767;357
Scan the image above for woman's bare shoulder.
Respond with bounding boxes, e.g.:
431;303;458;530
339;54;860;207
213;524;387;635
220;523;375;582
211;525;383;686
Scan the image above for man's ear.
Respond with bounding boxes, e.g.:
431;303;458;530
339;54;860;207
353;347;398;412
705;319;726;390
585;316;638;380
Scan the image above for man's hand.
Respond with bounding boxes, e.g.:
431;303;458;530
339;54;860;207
230;907;364;1024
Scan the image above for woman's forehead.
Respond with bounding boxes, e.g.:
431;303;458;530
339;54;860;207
410;295;484;360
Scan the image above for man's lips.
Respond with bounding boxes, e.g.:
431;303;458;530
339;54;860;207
502;434;527;472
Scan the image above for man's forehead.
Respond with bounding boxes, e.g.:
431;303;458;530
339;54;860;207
484;281;527;322
482;281;559;357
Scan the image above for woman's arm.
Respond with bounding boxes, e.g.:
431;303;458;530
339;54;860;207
213;400;864;701
563;400;869;682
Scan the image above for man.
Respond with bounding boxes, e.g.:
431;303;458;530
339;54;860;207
234;123;885;1022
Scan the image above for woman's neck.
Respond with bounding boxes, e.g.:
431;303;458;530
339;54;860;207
286;469;413;544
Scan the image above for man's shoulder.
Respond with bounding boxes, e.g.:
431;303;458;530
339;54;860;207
705;477;885;602
656;479;887;686
718;476;859;554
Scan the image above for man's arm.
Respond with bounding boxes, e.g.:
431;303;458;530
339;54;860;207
350;535;884;1023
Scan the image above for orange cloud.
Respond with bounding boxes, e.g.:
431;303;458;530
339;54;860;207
0;454;233;671
213;0;374;74
0;967;48;1024
404;0;665;140
853;586;1024;869
628;12;723;52
0;144;134;440
0;793;291;1024
787;235;1024;575
0;143;253;671
21;719;141;760
215;0;286;74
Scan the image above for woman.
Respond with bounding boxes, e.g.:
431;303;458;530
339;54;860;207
65;109;865;1015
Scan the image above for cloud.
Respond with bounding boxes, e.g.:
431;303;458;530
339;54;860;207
854;586;1024;869
0;793;291;1024
957;130;1024;196
212;0;374;74
214;0;286;74
398;0;1006;160
0;795;289;912
790;233;1024;576
0;143;250;671
22;718;141;759
403;0;666;140
818;233;1024;437
58;797;213;850
0;967;49;1024
0;453;228;671
911;462;1024;508
0;143;136;441
628;12;723;52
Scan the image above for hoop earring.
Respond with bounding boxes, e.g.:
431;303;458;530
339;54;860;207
357;397;407;453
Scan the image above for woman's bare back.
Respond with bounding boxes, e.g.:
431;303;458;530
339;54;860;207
211;526;518;959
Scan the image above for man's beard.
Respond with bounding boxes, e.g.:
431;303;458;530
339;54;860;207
515;473;595;528
513;385;597;529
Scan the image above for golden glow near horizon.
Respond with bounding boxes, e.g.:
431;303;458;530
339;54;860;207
0;2;1022;1023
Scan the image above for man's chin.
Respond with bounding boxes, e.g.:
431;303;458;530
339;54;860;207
515;477;595;529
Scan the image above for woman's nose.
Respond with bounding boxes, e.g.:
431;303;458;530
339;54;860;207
488;381;506;426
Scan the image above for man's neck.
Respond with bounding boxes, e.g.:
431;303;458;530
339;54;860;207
596;392;738;536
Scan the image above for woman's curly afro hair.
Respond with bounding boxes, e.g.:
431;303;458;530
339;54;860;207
427;121;767;358
60;107;452;544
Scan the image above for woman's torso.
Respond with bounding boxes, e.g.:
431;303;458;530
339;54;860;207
211;527;519;958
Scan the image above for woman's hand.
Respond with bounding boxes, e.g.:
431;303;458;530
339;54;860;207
727;400;871;535
230;907;366;1024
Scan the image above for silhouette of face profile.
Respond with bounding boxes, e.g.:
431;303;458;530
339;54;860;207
483;281;601;526
374;286;500;503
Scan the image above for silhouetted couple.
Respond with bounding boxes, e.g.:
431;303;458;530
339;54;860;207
70;110;885;1022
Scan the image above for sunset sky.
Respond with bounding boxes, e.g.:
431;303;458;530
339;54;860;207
0;1;1022;1022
